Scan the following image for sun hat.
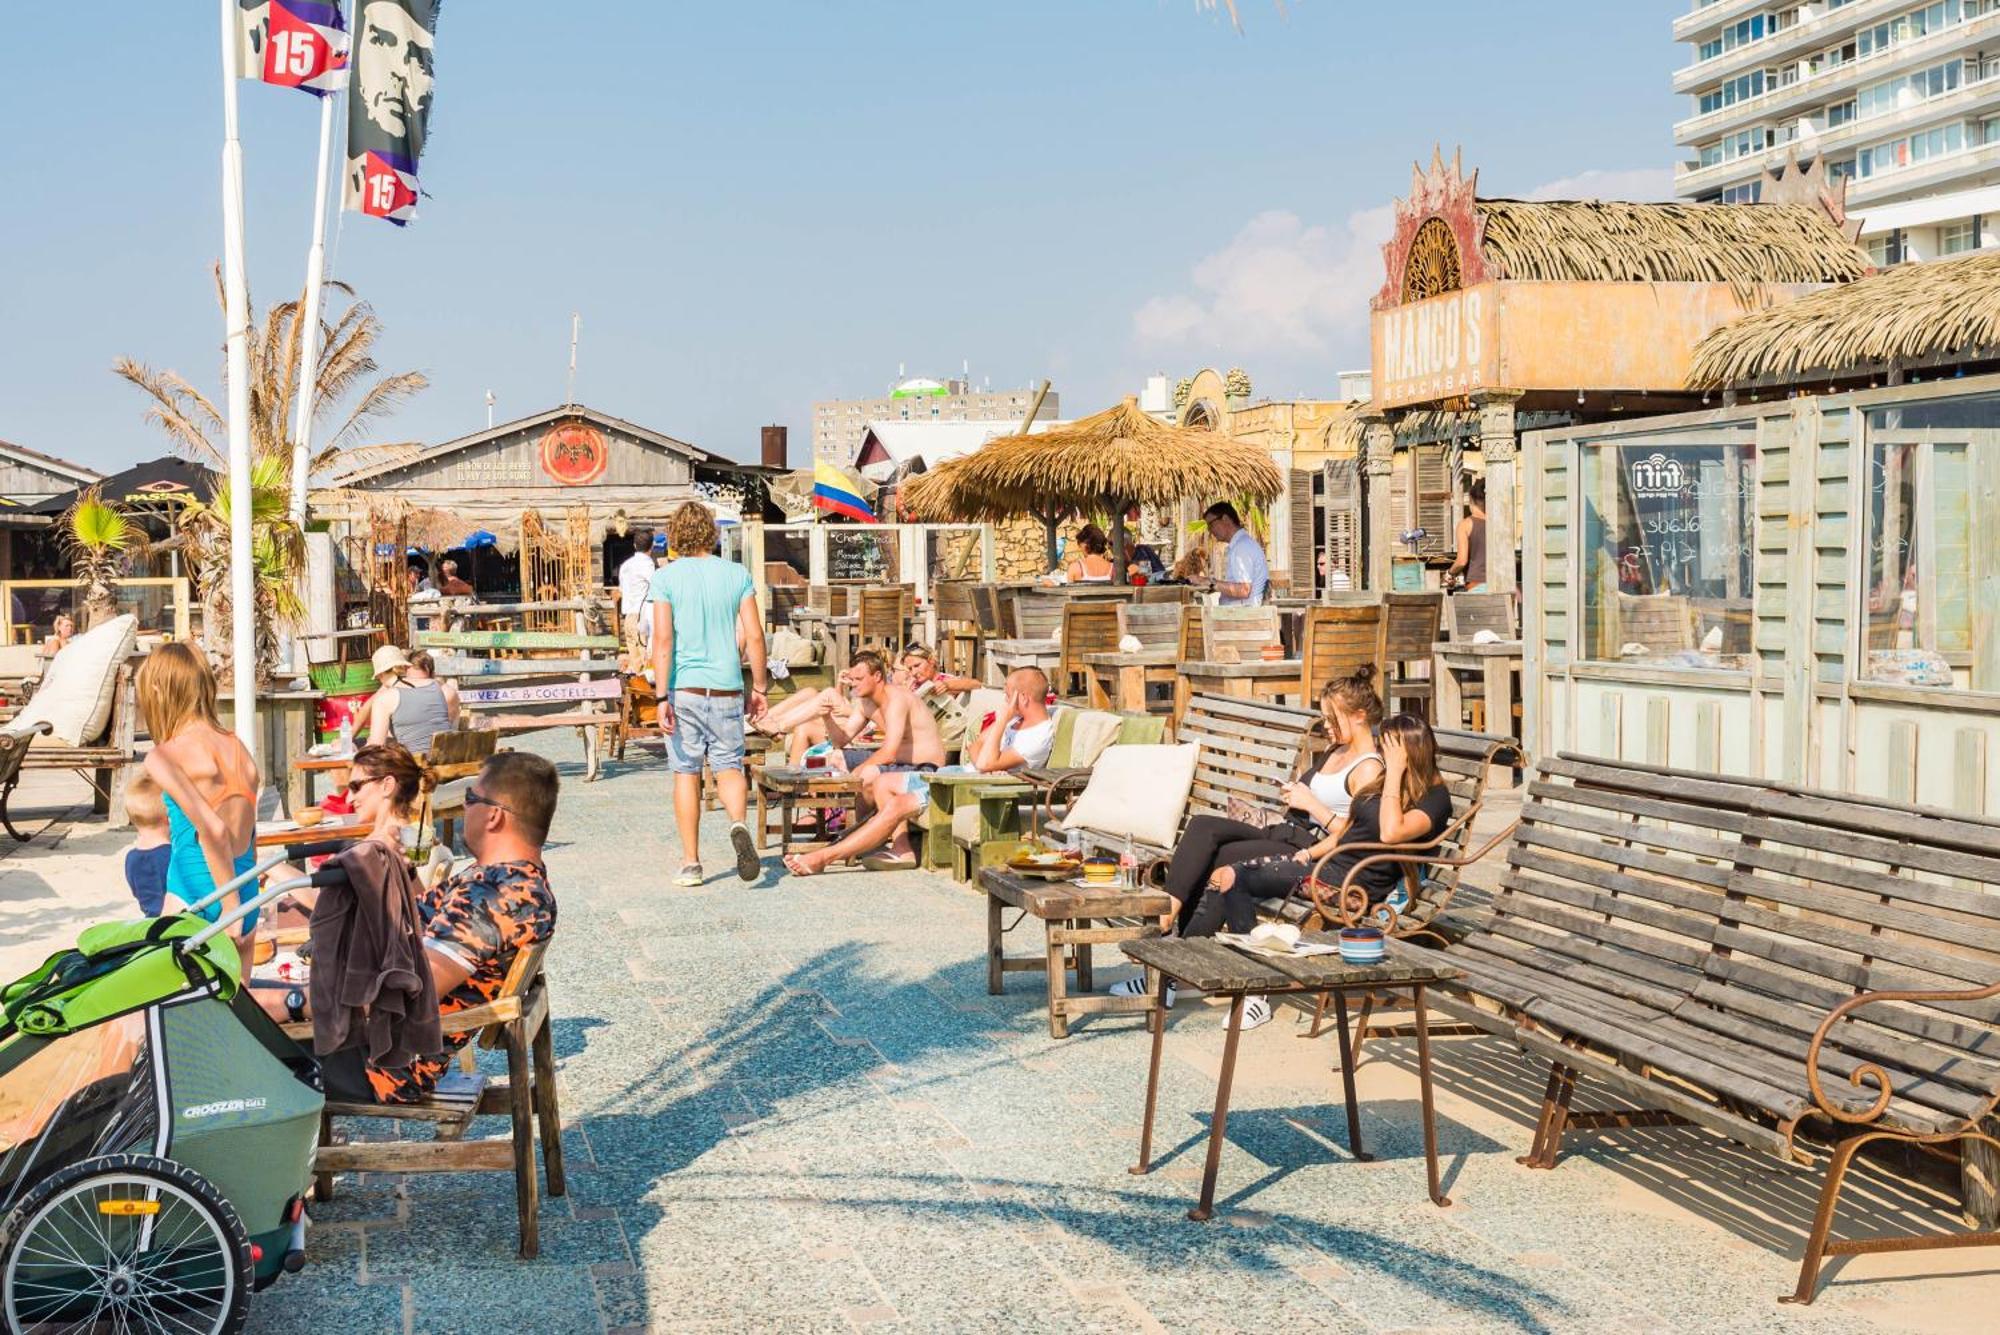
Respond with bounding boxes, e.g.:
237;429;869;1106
371;644;413;682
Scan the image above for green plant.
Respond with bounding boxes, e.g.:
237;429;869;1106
175;454;307;684
61;488;141;629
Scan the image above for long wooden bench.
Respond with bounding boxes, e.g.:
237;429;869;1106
0;660;139;836
422;629;622;780
1427;753;2000;1305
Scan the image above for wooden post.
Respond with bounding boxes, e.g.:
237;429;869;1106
1110;496;1130;587
1362;418;1396;592
1474;390;1524;597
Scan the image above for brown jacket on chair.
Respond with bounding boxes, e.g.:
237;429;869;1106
308;839;443;1066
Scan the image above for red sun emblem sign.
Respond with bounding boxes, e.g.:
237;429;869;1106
539;423;609;486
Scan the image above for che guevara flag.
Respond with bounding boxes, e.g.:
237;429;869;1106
237;1;349;96
343;0;440;225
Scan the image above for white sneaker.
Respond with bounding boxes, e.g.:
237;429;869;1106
673;863;704;887
1110;976;1176;1005
1238;995;1272;1031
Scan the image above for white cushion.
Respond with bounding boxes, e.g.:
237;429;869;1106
1064;743;1197;850
1066;710;1124;768
10;615;137;746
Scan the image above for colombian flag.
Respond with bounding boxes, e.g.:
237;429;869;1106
812;462;876;523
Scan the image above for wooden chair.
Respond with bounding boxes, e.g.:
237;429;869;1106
1176;604;1206;662
1380;591;1444;719
1117;603;1181;651
1008;591;1066;642
415;728;500;854
857;585;909;651
1614;592;1694;656
1444;591;1516;640
1057;599;1121;700
1198;605;1281;662
765;584;808;633
933;580;980;675
307;943;563;1259
970;584;1016;639
1137;584;1192;605
1297;602;1386;704
1688;597;1753;655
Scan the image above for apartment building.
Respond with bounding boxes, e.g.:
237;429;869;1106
1674;0;2000;262
811;377;1057;464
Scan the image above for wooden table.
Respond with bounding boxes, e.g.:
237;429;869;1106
1173;658;1300;719
981;868;1173;1039
255;816;364;849
757;764;861;853
1122;935;1463;1220
790;609;858;673
1432;639;1523;737
291;754;353;806
1082;649;1177;714
983;637;1061;687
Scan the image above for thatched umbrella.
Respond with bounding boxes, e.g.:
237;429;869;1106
902;396;1284;581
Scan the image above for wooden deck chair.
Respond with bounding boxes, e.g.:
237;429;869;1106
1198;605;1280;662
1444;591;1515;640
1298;602;1386;705
306;942;563;1259
1380;591;1444;719
1057;599;1121;700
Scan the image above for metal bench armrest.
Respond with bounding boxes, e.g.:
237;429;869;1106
1304;816;1518;935
1805;977;2000;1125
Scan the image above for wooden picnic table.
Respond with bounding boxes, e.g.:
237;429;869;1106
1122;935;1462;1221
790;609;858;672
757;764;861;853
981;868;1173;1039
1173;657;1300;720
1432;639;1523;738
983;637;1061;687
1082;648;1177;714
254;815;365;849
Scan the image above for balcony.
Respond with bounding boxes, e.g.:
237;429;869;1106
1676;114;2000;200
1673;0;1927;94
1674;0;1786;44
1674;10;2000;144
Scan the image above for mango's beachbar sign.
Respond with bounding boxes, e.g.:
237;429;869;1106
1371;284;1498;410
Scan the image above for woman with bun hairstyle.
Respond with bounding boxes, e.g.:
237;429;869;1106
1110;666;1386;1000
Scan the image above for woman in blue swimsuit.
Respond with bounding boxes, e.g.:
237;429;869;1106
138;644;262;938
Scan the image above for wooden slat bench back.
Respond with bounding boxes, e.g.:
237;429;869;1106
1445;591;1516;640
1174;693;1319;825
1059;600;1123;691
1298;603;1385;703
1116;603;1181;652
1199;605;1281;662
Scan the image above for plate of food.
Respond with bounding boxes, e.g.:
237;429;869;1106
1007;849;1083;879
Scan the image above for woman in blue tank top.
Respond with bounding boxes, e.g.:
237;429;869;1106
138;645;262;937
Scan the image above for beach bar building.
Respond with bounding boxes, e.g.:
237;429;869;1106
1520;251;2000;817
1348;149;1873;595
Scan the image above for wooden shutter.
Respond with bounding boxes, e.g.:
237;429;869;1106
1287;468;1315;598
1414;444;1453;557
1322;459;1361;591
1390;451;1413;543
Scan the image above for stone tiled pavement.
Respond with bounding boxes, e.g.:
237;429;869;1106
245;733;1997;1334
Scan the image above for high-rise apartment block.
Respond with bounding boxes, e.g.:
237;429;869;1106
811;378;1057;464
1674;0;2000;263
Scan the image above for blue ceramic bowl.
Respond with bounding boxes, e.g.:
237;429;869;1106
1338;927;1386;965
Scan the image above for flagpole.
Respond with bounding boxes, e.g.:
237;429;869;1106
287;6;345;526
219;0;260;762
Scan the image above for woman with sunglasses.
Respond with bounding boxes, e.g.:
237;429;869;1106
267;743;429;924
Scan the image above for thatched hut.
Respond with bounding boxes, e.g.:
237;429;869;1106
1688;250;2000;392
903;397;1282;581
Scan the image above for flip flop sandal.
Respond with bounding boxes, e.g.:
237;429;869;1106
782;853;820;877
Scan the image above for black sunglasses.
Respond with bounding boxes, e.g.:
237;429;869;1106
465;787;518;819
345;773;382;794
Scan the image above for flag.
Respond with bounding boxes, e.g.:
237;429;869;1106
343;0;439;225
238;1;349;96
812;462;877;524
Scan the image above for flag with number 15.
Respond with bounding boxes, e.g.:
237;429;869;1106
238;1;350;97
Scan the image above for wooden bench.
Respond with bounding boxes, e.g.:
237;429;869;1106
422;630;622;781
304;943;564;1259
1429;753;2000;1305
0;659;139;837
978;869;1173;1038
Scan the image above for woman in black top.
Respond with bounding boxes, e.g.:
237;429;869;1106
1175;715;1453;1027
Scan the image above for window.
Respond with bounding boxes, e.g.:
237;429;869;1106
1827;100;1858;127
1856;3;1964;61
1581;428;1757;669
1855;59;1961;121
1857;120;1966;177
1940;218;1979;252
1861;393;1999;691
1721;180;1764;203
1867;229;1906;263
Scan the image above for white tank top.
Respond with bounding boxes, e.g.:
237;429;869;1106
1307;750;1382;819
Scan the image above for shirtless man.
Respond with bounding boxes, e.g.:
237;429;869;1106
782;651;944;875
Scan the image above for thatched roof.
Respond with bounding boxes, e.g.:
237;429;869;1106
1321;403;1478;455
1474;200;1869;287
1687;250;2000;389
901;397;1282;521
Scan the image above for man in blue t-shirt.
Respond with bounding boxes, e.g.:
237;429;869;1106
649;501;770;887
1203;501;1269;605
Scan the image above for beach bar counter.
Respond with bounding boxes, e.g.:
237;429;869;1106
1521;375;2000;816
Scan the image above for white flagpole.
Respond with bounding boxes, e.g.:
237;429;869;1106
288;1;348;525
219;0;260;762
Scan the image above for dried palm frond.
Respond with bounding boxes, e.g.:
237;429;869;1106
901;397;1281;522
1687;250;2000;389
1476;200;1868;291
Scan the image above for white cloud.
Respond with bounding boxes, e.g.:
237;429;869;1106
1131;166;1676;381
1523;166;1677;202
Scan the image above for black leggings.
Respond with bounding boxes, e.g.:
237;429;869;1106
1184;851;1315;938
1165;813;1313;933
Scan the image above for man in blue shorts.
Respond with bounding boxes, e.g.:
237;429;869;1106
650;501;770;886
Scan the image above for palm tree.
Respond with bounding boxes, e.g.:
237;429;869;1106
116;275;426;679
61;488;142;629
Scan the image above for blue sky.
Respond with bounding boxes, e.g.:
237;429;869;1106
0;1;1684;473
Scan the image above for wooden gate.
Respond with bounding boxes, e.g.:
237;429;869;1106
520;507;593;631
